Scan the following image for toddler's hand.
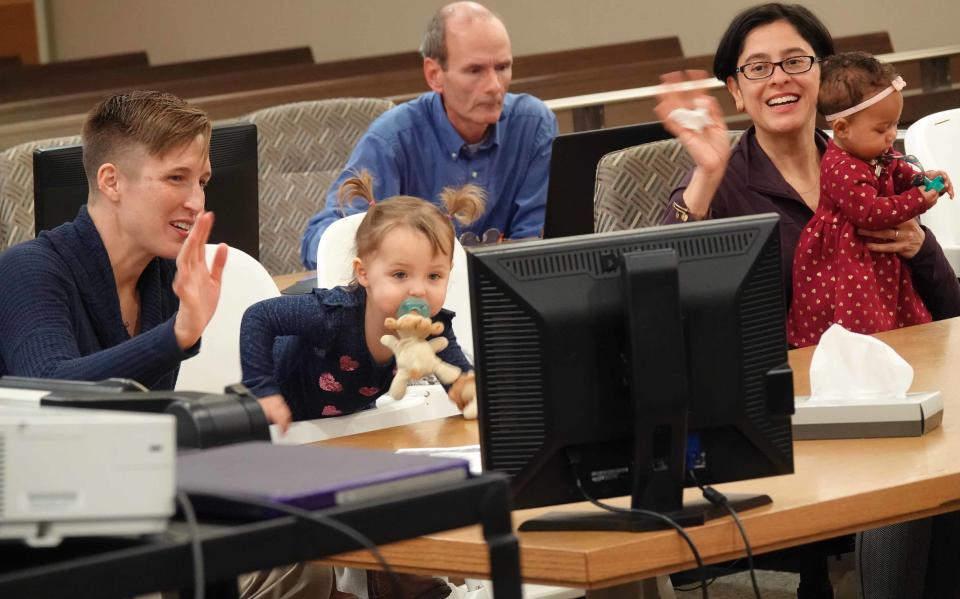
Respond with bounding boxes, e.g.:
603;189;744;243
925;170;955;199
448;371;476;411
258;394;292;433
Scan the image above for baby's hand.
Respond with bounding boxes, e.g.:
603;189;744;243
925;170;955;199
258;394;292;433
920;185;941;209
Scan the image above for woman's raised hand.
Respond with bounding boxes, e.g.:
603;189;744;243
655;70;731;176
172;211;228;350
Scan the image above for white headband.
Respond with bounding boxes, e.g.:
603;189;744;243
825;76;906;122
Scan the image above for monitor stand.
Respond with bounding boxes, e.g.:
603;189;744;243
518;493;772;532
520;249;773;533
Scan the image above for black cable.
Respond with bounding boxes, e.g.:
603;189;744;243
689;471;762;599
674;576;719;593
572;476;709;599
176;491;205;599
187;492;403;598
721;502;761;599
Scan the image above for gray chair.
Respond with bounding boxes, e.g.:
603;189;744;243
593;132;743;233
242;98;394;274
0;135;82;252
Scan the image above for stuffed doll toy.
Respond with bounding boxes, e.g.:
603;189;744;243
381;297;478;419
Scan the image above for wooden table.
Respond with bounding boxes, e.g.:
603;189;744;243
317;318;960;591
272;270;314;291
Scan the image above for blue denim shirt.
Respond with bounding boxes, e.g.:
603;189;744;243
300;92;558;268
240;286;472;421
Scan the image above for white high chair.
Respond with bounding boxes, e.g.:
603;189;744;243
905;108;960;274
175;245;280;393
314;212;474;362
271;214;468;444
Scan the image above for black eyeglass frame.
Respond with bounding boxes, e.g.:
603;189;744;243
734;55;820;80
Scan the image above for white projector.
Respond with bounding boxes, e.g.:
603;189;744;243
0;404;175;547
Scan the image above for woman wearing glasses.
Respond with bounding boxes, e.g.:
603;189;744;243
656;3;960;598
656;3;960;323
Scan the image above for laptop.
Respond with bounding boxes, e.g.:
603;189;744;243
543;121;670;239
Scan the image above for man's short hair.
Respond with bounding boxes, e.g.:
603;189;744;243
420;7;451;68
419;2;503;70
81;90;211;190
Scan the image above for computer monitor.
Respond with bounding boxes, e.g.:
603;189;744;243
542;121;670;239
32;122;260;259
467;213;794;531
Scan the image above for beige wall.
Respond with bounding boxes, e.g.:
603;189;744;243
46;0;960;65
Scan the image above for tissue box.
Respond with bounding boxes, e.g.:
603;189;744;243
793;391;943;440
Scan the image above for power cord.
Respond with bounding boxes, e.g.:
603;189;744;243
176;491;205;599
177;492;402;598
571;476;710;599
689;471;762;599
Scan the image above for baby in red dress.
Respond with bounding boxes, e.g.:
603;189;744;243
788;53;954;347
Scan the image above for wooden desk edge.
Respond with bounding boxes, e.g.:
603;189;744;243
272;270;314;291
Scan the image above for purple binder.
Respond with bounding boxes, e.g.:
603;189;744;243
177;441;469;511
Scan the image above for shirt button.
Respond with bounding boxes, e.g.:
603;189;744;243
451;152;457;159
471;171;478;178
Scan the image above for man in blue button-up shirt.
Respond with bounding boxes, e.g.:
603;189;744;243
300;1;558;269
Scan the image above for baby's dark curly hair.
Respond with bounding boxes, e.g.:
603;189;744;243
817;51;899;117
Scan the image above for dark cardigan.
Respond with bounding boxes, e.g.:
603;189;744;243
0;206;197;389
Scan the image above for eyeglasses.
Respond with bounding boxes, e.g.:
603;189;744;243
460;228;503;247
735;56;819;80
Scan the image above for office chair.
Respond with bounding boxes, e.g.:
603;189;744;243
243;98;395;275
0;135;81;252
593;132;743;233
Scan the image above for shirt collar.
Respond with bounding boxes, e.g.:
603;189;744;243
429;92;501;157
317;285;365;308
742;126;830;198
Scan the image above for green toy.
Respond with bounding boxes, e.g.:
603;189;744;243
923;175;946;194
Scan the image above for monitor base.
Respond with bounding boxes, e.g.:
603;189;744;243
518;493;771;532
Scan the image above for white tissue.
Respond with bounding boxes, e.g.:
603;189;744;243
808;324;913;403
668;98;713;132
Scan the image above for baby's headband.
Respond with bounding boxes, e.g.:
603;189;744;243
825;76;906;122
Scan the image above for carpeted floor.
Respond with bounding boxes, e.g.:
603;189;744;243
674;553;860;598
674;571;801;598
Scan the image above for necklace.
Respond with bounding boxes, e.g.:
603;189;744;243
792;183;819;196
122;298;140;336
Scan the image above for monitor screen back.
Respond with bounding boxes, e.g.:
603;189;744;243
543;121;670;239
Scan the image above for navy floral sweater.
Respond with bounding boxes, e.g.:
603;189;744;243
240;286;472;421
